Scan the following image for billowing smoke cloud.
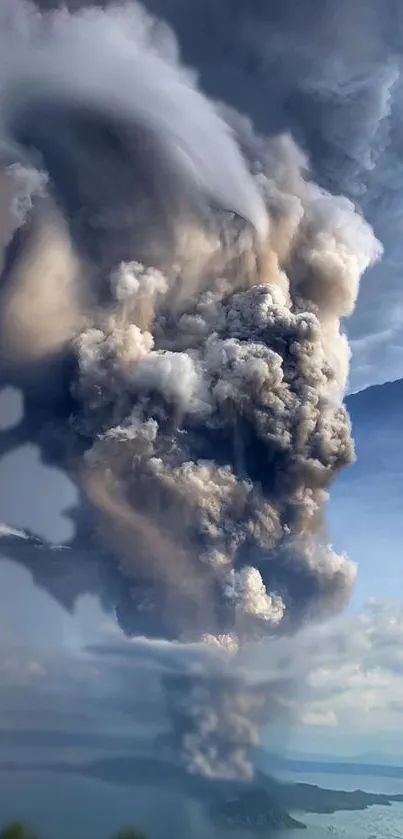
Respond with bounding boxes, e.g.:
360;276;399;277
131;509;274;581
140;0;403;393
0;0;382;788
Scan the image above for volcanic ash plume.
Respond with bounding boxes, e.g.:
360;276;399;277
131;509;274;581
0;0;381;781
70;129;380;644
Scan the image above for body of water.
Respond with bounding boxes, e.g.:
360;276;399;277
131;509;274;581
0;767;401;838
283;771;403;839
0;769;210;839
300;803;403;839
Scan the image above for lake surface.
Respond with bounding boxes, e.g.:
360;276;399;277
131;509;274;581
0;767;401;838
283;771;403;839
0;769;210;839
298;802;403;839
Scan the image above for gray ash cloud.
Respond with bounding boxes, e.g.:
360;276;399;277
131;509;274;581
0;0;381;783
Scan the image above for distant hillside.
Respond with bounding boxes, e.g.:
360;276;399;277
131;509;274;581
347;378;403;426
259;750;403;781
345;377;403;469
330;378;403;599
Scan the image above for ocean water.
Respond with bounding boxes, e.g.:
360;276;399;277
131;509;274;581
0;767;401;839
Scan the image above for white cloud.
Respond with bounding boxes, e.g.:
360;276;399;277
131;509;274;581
0;594;403;759
266;601;403;733
300;708;338;728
